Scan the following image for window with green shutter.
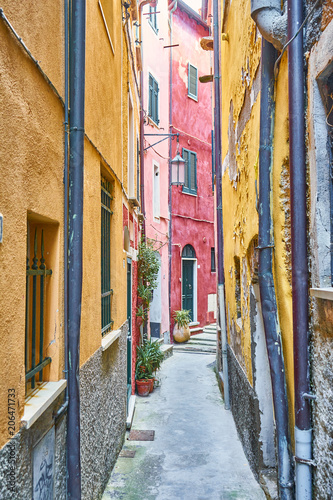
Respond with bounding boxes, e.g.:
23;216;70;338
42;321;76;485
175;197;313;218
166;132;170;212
148;74;159;125
182;148;197;195
148;5;158;33
188;63;198;100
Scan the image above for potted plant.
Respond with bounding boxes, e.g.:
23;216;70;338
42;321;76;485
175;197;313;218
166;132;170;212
135;343;154;396
173;309;191;343
136;239;161;340
144;339;164;391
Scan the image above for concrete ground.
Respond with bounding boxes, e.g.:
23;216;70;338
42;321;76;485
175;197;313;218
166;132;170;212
102;352;266;500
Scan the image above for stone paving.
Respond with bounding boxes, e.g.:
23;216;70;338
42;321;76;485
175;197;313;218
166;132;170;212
102;352;266;500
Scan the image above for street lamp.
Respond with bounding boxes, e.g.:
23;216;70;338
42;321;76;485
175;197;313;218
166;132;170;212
143;132;185;186
170;137;185;186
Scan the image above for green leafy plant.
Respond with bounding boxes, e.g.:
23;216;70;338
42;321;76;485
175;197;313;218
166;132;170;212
173;309;191;327
136;239;161;328
135;340;164;380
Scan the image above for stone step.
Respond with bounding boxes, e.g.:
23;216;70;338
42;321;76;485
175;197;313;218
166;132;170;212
189;327;203;334
160;344;173;359
173;344;216;354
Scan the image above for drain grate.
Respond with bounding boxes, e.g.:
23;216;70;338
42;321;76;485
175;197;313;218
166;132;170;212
119;449;136;458
128;430;155;441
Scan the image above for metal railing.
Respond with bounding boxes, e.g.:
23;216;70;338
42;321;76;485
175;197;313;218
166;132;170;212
25;228;52;389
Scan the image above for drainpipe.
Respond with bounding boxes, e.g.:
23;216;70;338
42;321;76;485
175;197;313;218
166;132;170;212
53;0;70;424
213;0;229;409
139;0;157;240
257;37;294;499
251;0;288;51
168;0;177;339
288;0;312;497
67;0;86;497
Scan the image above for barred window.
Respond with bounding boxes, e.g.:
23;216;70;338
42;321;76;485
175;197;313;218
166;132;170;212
101;176;114;335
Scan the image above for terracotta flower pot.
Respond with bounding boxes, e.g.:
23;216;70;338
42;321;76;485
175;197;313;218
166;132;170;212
173;324;191;343
136;379;151;397
148;378;154;393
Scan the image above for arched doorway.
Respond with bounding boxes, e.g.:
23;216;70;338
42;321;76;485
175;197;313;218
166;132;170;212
182;244;197;322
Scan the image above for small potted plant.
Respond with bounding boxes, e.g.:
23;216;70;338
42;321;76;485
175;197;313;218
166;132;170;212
173;309;191;343
135;343;154;396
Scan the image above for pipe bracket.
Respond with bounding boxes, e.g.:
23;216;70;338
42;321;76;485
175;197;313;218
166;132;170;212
302;392;316;401
294;456;317;467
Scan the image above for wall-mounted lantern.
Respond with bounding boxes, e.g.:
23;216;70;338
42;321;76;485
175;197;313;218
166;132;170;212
171;134;185;186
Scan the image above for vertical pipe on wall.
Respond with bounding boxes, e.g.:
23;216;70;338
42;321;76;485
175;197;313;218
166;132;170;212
213;0;229;409
288;0;312;497
67;0;86;497
258;38;294;499
168;0;177;339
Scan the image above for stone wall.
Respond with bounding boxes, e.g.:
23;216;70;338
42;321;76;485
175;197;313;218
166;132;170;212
80;322;128;499
312;299;333;499
0;392;66;500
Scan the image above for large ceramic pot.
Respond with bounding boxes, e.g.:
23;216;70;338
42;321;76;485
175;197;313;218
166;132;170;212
173;323;191;343
136;379;151;397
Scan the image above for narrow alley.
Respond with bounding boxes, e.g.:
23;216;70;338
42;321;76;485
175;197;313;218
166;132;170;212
102;352;265;500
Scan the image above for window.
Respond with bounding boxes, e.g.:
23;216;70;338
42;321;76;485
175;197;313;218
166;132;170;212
188;63;198;100
153;162;160;219
25;222;57;392
128;93;134;197
234;257;241;319
148;5;158;33
211;248;216;272
182;148;197;195
137;137;140;202
148;74;159;125
101;176;114;336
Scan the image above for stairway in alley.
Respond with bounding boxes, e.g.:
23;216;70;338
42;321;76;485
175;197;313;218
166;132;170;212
172;323;217;354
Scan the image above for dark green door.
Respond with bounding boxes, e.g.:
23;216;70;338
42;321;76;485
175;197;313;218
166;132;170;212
182;259;194;321
127;260;132;405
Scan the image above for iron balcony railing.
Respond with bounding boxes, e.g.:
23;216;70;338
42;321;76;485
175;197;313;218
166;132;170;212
25;229;52;389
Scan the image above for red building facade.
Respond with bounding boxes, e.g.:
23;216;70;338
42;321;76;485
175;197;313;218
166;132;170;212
169;0;216;333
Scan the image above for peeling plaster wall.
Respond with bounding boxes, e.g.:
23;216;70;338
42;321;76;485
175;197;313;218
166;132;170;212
220;0;294;478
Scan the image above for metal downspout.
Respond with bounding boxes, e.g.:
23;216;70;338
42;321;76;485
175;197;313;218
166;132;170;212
67;0;86;497
139;0;156;240
213;0;229;409
168;0;177;339
258;38;294;499
288;0;312;497
53;0;70;424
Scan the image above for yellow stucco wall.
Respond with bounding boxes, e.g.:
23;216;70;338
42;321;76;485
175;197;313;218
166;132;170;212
221;0;294;425
0;2;65;448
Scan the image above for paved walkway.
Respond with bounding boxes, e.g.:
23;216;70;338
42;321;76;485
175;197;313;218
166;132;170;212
102;352;266;500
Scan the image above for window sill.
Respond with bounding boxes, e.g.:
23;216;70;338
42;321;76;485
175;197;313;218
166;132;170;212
310;288;333;301
22;380;67;430
188;93;198;102
101;329;121;351
181;190;197;197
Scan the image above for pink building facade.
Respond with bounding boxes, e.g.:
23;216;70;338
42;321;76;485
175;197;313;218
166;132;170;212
142;0;170;340
169;0;216;333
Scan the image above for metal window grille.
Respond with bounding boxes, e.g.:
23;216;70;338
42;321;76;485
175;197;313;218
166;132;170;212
25;228;52;390
148;74;159;125
101;176;114;336
182;148;197;195
188;63;198;100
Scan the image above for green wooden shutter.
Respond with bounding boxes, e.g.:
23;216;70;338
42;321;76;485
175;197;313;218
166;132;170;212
188;64;198;99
